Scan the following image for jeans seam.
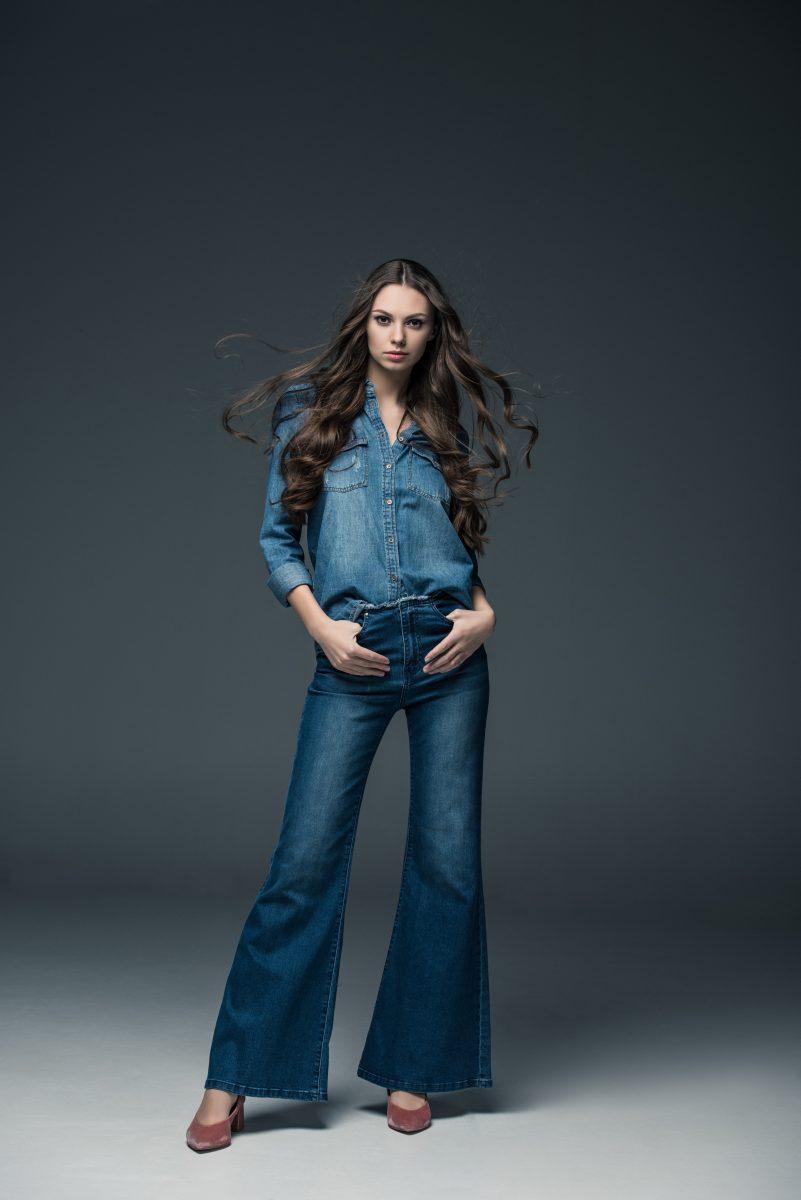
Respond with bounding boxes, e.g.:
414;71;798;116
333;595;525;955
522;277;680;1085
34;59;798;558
356;1066;493;1089
478;865;486;1076
313;786;367;1095
204;1077;322;1100
427;598;456;623
358;737;415;1061
398;602;410;706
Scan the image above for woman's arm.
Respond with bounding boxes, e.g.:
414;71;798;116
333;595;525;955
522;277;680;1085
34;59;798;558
471;583;494;622
286;582;329;641
468;544;487;596
258;401;315;607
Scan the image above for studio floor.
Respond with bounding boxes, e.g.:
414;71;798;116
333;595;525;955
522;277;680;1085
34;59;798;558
2;897;799;1200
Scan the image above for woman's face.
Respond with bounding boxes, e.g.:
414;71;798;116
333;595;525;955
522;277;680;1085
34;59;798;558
366;284;436;378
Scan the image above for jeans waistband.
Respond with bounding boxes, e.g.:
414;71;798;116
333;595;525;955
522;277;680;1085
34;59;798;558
346;593;447;622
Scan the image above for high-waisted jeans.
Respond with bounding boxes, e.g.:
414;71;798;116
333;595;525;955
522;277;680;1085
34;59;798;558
204;592;491;1100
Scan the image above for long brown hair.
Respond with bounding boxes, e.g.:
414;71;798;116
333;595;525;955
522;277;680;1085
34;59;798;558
218;258;539;557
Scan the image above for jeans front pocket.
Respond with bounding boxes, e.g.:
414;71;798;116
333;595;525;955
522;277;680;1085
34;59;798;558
355;610;371;641
426;598;456;625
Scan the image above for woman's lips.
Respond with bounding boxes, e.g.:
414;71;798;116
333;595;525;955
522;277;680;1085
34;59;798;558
385;352;407;359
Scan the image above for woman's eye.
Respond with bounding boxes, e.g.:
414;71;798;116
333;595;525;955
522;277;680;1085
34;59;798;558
374;316;424;328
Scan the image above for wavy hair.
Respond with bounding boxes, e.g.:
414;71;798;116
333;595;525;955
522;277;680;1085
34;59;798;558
218;258;539;557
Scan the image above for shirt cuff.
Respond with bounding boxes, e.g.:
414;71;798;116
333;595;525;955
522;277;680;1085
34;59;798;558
268;561;314;607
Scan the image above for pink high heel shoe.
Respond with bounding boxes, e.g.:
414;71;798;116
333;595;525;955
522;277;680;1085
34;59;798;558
186;1094;245;1152
386;1088;432;1133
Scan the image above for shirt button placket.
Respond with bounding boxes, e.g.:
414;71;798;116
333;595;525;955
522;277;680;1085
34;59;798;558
382;450;400;599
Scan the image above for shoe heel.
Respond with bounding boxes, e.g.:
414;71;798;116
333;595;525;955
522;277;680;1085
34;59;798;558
232;1104;245;1133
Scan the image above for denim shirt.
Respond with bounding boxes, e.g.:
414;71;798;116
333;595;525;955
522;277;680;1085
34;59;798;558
258;378;486;621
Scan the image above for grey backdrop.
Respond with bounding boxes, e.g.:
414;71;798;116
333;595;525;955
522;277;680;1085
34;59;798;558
3;3;800;1196
4;0;798;927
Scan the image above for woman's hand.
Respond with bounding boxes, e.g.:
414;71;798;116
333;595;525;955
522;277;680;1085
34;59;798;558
315;617;390;677
423;605;496;674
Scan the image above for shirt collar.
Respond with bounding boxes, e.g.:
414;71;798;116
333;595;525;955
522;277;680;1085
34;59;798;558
363;376;422;442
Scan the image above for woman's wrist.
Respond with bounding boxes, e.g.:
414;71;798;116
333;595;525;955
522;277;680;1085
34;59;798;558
471;586;495;621
287;584;333;640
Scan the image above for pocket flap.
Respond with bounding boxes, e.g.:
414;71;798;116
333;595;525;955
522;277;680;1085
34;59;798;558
409;442;443;470
326;436;367;472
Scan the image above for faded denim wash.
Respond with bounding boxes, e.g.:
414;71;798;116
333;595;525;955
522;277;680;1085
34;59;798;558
258;377;486;619
204;595;491;1099
203;378;492;1099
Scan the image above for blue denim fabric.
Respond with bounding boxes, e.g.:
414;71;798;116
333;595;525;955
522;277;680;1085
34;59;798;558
259;377;486;619
204;595;491;1098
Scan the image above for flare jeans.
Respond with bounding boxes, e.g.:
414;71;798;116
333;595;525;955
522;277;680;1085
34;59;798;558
204;593;491;1100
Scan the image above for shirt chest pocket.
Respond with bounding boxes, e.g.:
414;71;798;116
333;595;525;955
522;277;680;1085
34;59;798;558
407;443;450;503
322;435;369;491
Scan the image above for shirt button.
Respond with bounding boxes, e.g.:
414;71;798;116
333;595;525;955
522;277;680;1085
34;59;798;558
388;536;394;543
385;462;392;469
385;498;393;505
391;574;397;581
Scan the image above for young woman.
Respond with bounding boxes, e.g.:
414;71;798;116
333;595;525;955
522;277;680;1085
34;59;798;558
186;258;538;1150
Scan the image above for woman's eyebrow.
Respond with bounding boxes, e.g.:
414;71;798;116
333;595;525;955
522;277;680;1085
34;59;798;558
371;308;428;318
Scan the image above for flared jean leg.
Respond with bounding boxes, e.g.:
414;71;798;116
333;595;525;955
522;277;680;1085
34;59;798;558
204;676;394;1101
356;639;492;1093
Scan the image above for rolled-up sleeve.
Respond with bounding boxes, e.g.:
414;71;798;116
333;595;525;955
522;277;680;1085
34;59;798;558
468;545;487;596
259;397;314;607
